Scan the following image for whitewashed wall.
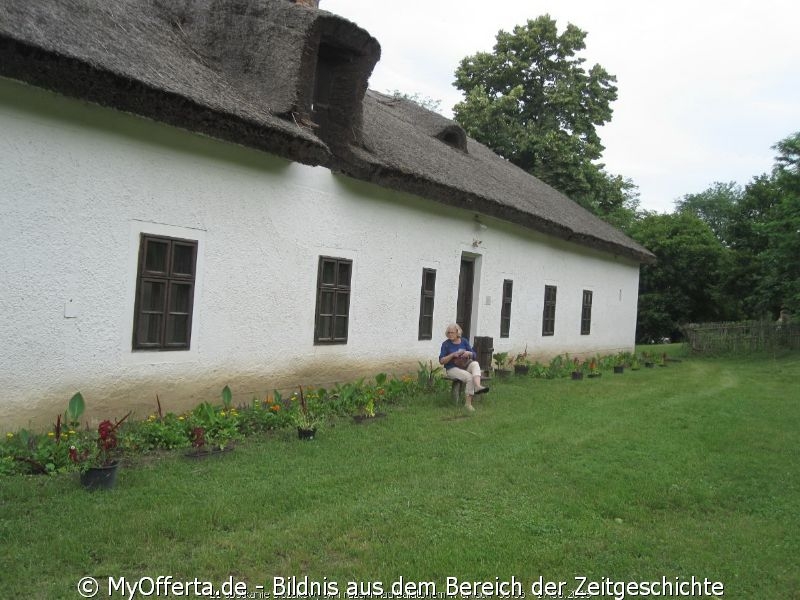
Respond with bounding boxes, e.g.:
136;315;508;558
0;78;640;430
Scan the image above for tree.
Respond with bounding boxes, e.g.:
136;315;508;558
629;212;732;341
714;132;800;319
675;181;743;245
453;15;624;213
752;132;800;316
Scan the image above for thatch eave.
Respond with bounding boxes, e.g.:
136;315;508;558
333;157;656;265
0;0;655;265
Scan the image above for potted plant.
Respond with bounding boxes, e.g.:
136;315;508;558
660;352;669;367
613;354;625;374
571;358;584;380
587;358;601;378
642;352;655;368
630;355;641;371
291;386;322;439
513;347;531;375
69;411;131;490
493;352;512;378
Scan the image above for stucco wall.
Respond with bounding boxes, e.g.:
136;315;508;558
0;78;640;430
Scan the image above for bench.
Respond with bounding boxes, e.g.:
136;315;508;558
450;376;491;403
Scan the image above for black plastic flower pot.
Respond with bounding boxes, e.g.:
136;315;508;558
80;462;119;491
297;427;316;440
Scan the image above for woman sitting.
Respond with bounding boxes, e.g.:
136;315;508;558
439;323;490;411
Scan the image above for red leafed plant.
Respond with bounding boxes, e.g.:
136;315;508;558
69;412;131;471
191;426;206;449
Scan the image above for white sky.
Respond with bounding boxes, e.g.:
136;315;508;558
323;0;800;213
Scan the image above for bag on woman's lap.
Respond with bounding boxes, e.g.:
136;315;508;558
453;356;472;369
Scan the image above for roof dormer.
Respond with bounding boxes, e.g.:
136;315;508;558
296;15;380;150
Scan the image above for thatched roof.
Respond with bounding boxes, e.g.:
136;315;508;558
0;0;654;263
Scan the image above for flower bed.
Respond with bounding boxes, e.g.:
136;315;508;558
0;372;431;476
0;352;667;477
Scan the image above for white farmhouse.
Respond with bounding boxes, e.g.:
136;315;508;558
0;0;654;428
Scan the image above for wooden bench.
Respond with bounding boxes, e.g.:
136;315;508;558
450;379;464;403
450;376;491;403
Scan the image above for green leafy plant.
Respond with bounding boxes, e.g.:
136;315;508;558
290;386;323;432
493;352;511;370
4;426;76;475
329;381;360;416
221;384;233;410
355;374;388;418
417;360;442;392
65;392;85;429
2;392;86;474
547;354;574;378
236;393;289;435
185;386;244;451
187;400;241;451
530;361;549;378
614;352;632;367
384;374;418;404
123;396;191;452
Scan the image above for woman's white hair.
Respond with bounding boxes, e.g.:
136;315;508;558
445;323;462;336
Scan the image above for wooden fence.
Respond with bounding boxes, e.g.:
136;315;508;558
681;320;800;354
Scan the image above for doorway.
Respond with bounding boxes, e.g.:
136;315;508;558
456;257;474;339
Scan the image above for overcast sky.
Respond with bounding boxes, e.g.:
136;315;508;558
323;0;800;213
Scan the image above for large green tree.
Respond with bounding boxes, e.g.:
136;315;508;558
686;133;800;319
675;181;743;246
453;15;625;214
629;212;732;341
752;132;800;315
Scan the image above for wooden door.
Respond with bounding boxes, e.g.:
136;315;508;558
456;258;474;339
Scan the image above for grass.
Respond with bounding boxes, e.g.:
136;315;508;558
1;349;798;598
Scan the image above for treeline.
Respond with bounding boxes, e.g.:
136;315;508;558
622;132;800;342
446;16;797;342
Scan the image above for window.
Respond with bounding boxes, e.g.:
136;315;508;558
132;234;197;350
542;285;557;336
500;279;513;338
314;256;352;344
581;290;593;335
418;268;436;340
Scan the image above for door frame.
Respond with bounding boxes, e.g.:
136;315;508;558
456;252;481;340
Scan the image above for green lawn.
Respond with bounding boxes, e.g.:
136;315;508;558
1;350;798;599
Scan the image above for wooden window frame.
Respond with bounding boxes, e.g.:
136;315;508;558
500;279;513;338
542;285;557;336
314;256;352;344
132;234;197;351
418;268;436;340
581;290;593;335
